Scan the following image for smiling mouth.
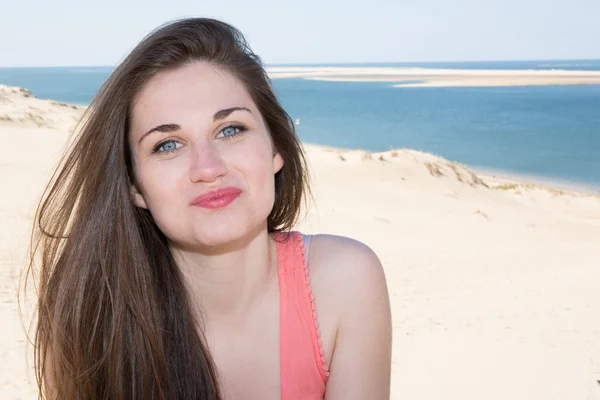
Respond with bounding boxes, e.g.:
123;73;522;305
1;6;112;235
190;187;242;210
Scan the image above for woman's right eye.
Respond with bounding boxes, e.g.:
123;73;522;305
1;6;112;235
153;140;182;154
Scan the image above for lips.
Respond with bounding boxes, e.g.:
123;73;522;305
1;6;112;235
190;187;242;210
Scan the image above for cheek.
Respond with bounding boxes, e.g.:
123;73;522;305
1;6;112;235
239;145;277;205
136;159;188;222
233;137;274;176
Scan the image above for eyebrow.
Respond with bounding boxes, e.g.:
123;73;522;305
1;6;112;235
138;106;253;144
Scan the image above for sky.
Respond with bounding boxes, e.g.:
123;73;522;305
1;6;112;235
0;0;598;67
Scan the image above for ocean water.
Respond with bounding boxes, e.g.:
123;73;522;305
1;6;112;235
1;61;599;189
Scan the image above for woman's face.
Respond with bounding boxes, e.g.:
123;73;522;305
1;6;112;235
129;61;284;250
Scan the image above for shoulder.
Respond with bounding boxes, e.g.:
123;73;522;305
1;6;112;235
306;234;389;320
306;234;392;397
307;234;386;281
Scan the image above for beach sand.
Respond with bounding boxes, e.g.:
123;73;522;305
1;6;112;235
1;85;599;399
266;66;600;87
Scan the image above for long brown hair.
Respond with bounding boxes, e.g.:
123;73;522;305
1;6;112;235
27;17;309;399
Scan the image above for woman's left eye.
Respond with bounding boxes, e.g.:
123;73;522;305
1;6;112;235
217;125;247;139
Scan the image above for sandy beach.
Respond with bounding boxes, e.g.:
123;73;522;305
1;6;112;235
266;66;600;87
1;84;600;399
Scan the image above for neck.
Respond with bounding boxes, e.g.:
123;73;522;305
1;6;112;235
172;228;278;324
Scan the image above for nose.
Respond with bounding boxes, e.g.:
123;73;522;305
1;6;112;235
189;141;228;183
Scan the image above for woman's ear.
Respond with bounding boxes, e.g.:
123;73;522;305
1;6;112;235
273;152;284;174
130;185;148;209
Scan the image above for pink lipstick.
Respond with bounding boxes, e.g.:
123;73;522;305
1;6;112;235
190;187;242;210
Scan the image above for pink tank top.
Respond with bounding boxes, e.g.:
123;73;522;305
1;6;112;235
275;231;330;399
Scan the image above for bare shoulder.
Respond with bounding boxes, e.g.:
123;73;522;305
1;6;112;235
307;234;389;319
308;234;386;283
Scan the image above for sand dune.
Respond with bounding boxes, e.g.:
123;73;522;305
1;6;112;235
266;67;600;87
1;86;599;399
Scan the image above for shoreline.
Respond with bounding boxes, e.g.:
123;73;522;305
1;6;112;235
467;166;600;196
301;143;600;197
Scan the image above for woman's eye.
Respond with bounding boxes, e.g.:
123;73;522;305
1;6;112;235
153;140;182;154
218;125;246;139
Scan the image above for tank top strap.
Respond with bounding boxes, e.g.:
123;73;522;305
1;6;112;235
274;231;329;399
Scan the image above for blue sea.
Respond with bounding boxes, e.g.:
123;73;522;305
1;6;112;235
1;60;599;190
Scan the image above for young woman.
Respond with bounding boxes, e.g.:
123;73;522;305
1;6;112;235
31;17;392;399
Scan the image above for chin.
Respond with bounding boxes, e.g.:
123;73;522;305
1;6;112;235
196;229;241;247
189;217;266;253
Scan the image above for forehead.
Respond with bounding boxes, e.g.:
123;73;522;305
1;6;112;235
131;62;257;133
